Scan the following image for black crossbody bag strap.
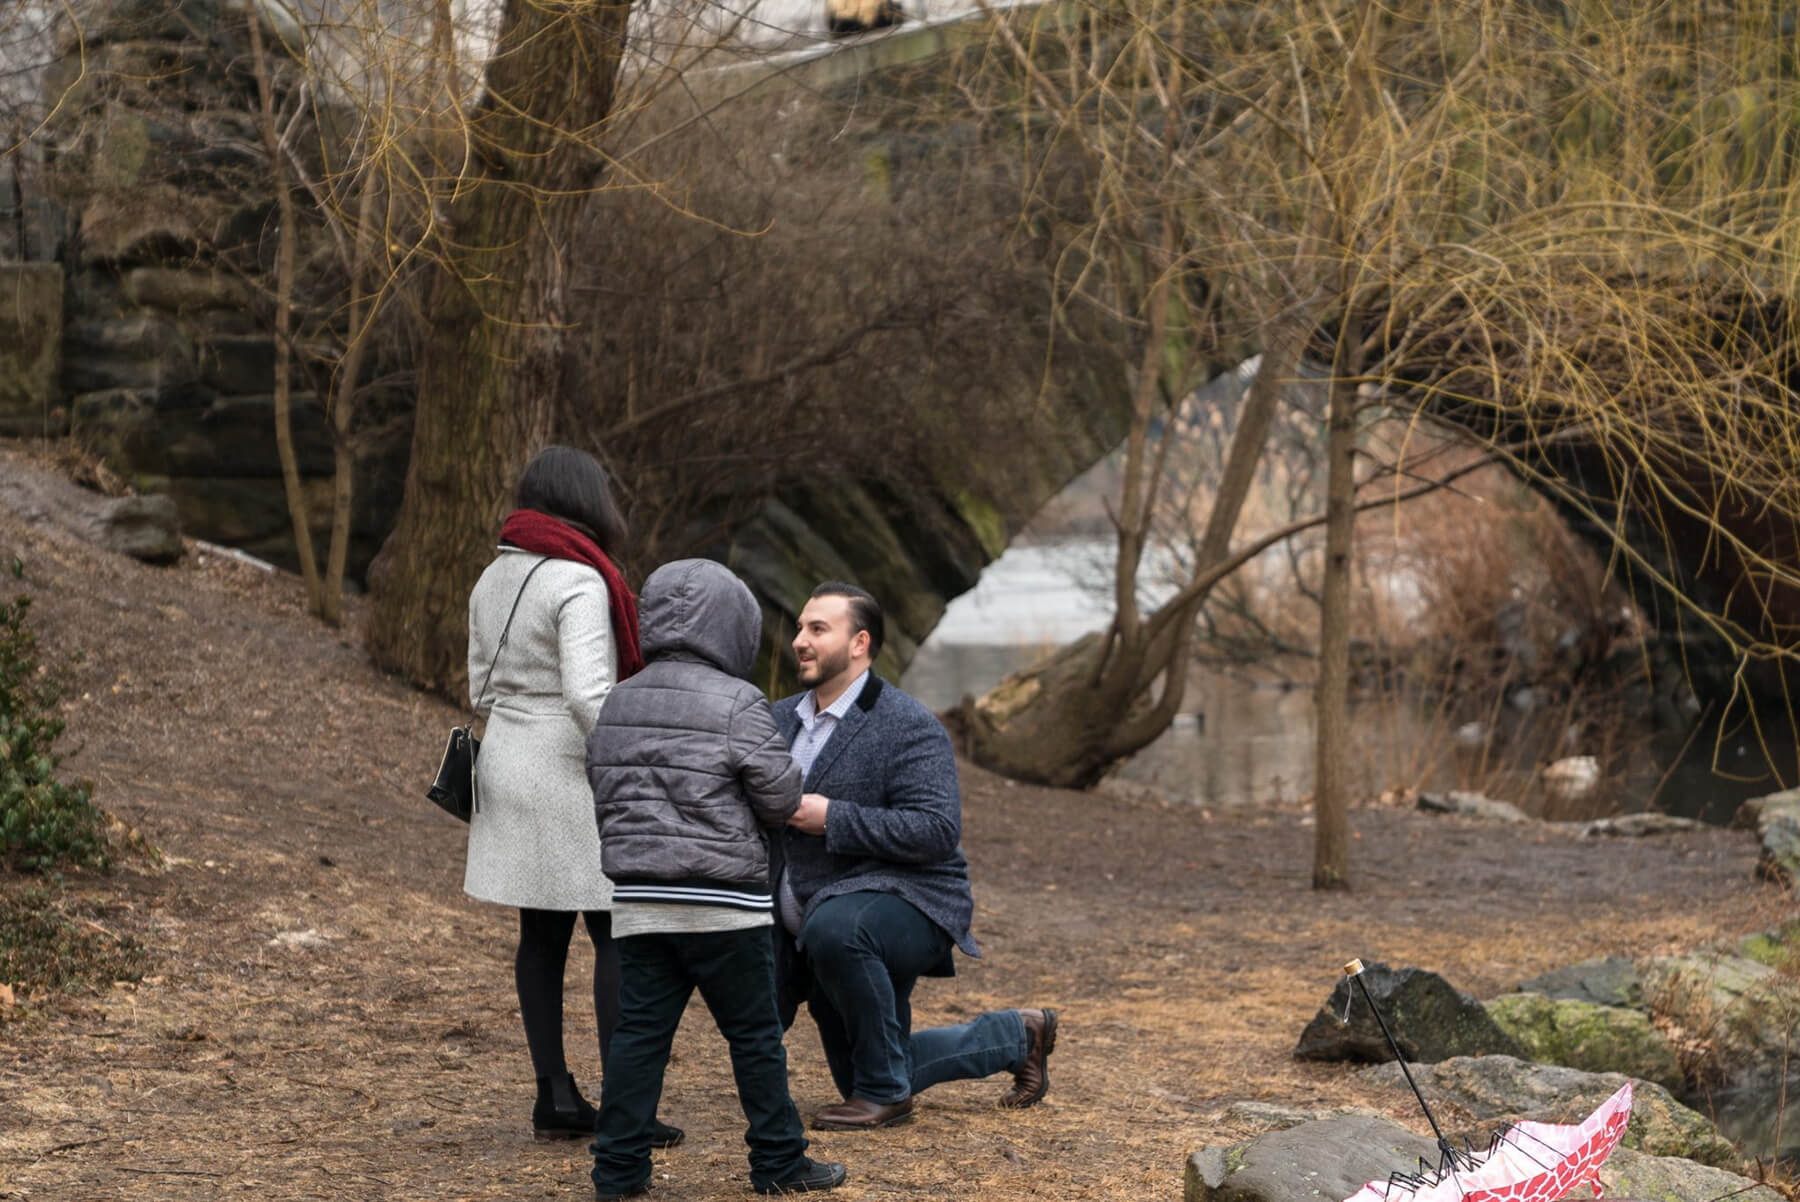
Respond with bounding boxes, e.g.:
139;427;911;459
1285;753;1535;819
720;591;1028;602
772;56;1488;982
464;557;551;812
471;556;553;723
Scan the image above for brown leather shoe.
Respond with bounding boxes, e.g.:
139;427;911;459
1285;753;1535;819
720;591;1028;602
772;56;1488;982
998;1008;1058;1108
810;1096;915;1130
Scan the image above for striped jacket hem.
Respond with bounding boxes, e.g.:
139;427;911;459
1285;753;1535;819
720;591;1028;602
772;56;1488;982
610;880;774;910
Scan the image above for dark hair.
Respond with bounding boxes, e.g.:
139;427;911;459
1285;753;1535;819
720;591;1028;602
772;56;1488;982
810;581;884;658
515;446;629;556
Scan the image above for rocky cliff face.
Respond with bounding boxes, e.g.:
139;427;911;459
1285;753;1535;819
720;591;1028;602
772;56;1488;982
10;0;410;576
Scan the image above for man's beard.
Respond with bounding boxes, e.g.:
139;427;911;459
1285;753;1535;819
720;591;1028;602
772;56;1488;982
798;644;851;687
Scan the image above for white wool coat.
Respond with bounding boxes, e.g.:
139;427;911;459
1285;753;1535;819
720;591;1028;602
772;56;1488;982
462;547;617;911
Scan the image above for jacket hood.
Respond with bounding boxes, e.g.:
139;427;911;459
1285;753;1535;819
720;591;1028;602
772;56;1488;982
638;559;762;678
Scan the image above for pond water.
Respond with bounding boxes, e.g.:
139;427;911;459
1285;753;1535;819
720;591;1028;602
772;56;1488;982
900;540;1789;821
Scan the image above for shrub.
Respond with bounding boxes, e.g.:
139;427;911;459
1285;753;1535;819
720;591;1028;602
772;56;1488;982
0;884;145;1014
0;595;110;872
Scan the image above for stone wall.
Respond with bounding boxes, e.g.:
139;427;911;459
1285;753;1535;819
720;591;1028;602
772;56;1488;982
0;263;63;436
23;0;410;576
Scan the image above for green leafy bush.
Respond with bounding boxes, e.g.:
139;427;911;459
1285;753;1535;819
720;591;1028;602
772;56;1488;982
0;595;109;872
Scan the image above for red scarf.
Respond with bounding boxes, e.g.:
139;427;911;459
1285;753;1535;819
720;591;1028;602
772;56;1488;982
498;509;644;680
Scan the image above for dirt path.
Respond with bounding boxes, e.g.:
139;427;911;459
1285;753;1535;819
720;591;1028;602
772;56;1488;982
0;453;1792;1202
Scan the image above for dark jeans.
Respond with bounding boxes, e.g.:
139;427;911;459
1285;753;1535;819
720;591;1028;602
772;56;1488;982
787;891;1026;1105
590;927;808;1195
517;907;619;1078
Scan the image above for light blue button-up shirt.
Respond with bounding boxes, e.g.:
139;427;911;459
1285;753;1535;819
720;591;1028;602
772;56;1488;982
777;670;869;935
789;669;870;779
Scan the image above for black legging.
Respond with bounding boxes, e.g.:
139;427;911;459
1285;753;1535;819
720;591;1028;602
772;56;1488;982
516;907;621;1079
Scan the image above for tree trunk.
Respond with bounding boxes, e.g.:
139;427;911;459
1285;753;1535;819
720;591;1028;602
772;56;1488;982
1311;0;1379;889
364;0;634;695
247;14;324;616
1311;340;1361;890
320;171;381;628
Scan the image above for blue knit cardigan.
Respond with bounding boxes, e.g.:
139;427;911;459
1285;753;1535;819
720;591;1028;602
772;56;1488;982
772;676;980;970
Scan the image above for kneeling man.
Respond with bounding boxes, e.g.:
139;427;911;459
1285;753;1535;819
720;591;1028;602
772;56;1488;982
773;581;1058;1131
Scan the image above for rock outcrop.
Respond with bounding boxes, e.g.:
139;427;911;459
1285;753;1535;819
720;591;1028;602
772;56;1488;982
1356;1056;1739;1169
0;264;63;436
1516;955;1644;1008
20;0;412;579
1184;1112;1779;1202
1483;992;1683;1092
0;447;182;564
17;0;1131;650
1294;963;1524;1064
1643;944;1800;1163
1740;788;1800;891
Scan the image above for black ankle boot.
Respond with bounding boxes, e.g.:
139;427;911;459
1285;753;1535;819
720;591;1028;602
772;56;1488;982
533;1072;597;1141
648;1117;685;1149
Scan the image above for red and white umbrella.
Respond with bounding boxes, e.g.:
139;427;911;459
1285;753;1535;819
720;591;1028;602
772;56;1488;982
1330;958;1636;1202
1342;1074;1633;1202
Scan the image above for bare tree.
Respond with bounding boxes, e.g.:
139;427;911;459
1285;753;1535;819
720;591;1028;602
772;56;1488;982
956;0;1800;894
238;0;454;623
955;0;1472;801
537;52;1122;693
305;0;638;690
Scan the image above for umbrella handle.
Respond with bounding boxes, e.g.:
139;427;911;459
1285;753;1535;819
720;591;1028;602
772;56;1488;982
1341;959;1464;1168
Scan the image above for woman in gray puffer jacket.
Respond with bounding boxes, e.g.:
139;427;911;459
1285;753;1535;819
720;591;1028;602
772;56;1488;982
584;559;846;1199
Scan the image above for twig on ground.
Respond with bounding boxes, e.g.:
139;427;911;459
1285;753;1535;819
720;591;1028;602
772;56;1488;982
30;1138;107;1161
117;1167;225;1177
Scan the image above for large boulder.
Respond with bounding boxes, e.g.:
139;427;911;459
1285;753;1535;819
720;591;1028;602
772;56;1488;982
1483;992;1683;1091
1740;788;1800;891
1357;1056;1739;1169
1644;949;1800;1164
89;494;182;564
1643;951;1787;1028
0;264;65;436
1517;955;1643;1008
1182;1116;1782;1202
1184;1116;1440;1202
1295;964;1524;1064
0;449;182;566
1598;1146;1783;1202
1212;1101;1387;1135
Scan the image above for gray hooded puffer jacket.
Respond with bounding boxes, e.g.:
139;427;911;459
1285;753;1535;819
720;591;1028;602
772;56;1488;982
585;559;800;910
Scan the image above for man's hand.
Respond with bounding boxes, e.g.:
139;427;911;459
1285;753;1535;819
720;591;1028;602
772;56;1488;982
788;792;830;836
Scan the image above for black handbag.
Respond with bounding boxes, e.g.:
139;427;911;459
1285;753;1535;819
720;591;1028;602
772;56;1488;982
427;559;549;822
427;725;481;821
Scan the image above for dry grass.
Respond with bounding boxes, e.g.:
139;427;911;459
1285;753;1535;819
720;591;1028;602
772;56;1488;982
0;440;1794;1201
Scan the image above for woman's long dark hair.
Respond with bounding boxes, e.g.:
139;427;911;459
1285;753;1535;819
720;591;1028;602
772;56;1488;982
514;446;629;557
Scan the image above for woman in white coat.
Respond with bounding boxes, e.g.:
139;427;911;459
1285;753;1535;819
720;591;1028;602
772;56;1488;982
465;446;681;1146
